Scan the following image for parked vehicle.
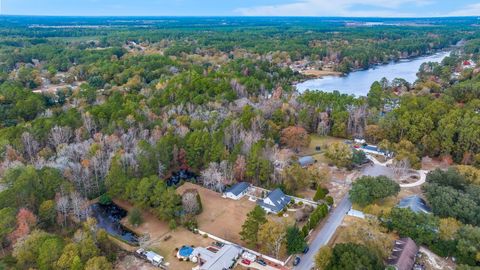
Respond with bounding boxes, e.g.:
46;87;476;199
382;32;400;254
135;248;164;267
242;251;257;262
241;259;251;265
256;259;267;266
293;256;301;266
303;246;310;254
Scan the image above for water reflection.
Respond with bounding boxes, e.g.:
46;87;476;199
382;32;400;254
90;203;139;245
296;51;451;96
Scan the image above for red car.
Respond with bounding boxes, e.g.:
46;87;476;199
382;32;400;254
241;259;251;265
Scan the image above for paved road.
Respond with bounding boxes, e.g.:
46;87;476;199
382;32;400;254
293;195;352;270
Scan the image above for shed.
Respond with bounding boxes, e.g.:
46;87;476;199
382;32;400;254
223;182;250;200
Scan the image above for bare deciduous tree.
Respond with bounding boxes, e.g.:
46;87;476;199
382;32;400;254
182;189;201;215
201;162;224;192
70;191;89;222
56;195;70;227
49;126;72;149
21;132;39;162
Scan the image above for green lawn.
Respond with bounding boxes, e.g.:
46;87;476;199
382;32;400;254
300;135;346;163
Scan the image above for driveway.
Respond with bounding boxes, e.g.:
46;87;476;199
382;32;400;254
293;195;352;270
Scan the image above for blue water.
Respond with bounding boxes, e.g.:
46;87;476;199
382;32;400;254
296;51;451;96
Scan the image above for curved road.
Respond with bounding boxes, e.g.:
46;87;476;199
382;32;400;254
293;195;352;270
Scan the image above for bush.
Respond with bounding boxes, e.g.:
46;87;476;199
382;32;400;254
299;201;304;206
98;194;112;205
301;225;309;237
128;208;143;227
169;220;177;230
313;186;328;201
203;234;208;238
325;196;334;206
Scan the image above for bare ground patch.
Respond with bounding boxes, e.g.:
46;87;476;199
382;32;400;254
176;182;256;245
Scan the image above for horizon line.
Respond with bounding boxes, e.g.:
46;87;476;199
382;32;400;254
0;14;479;19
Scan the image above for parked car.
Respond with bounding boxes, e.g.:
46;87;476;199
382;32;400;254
293;257;301;266
303;246;310;254
241;259;251;265
256;259;267;266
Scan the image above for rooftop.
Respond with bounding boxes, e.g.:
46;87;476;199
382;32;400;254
387;238;419;270
194;244;241;270
257;188;290;213
298;156;315;167
397;195;431;214
224;182;250;196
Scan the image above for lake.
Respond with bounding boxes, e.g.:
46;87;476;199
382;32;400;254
296;51;451;96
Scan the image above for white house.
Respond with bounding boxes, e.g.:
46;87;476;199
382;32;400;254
223;182;250;200
257;188;291;214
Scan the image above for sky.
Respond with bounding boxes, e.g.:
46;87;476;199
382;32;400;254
2;0;480;17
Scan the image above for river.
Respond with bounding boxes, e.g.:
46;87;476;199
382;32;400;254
296;51;451;96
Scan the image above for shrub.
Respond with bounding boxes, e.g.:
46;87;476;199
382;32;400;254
325;196;334;206
299;201;304;206
301;225;309;237
313;186;328;201
98;194;112;205
128;208;143;227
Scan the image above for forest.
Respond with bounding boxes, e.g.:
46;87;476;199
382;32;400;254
0;16;479;269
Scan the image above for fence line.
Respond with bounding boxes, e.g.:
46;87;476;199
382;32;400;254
196;229;288;266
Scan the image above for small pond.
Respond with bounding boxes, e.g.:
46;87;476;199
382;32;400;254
166;170;198;187
90;203;139;245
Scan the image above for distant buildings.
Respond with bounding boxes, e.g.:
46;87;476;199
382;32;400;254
257;188;291;214
397;195;431;214
387;238;419;270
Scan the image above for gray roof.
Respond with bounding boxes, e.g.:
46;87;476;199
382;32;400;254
257;188;290;213
397;196;431;214
299;156;315;167
225;182;250;196
197;245;241;270
387;238;419;270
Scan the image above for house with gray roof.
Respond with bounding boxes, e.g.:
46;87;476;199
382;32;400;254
298;156;316;168
397;195;431;214
223;182;250;200
387;238;419;270
192;244;241;270
257;188;291;214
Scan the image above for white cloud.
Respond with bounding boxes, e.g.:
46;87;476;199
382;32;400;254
448;3;480;16
235;0;433;17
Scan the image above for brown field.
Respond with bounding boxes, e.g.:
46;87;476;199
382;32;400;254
176;182;256;245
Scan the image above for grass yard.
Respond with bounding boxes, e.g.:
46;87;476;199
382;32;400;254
176;182;256;245
299;135;345;163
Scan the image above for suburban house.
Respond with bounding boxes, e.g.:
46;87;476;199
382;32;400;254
397;195;431;214
387;238;419;270
298;156;316;168
223;182;250;200
191;244;242;270
257;188;291;214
